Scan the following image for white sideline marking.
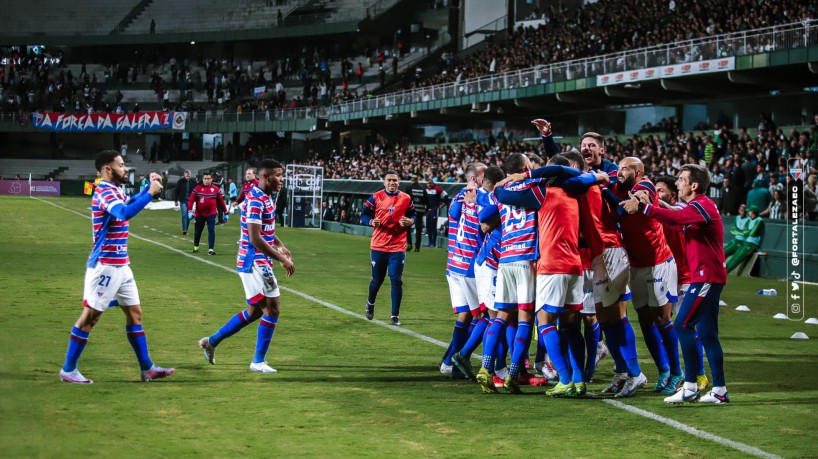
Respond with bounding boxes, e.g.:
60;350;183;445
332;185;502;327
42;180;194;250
601;400;783;459
34;197;783;459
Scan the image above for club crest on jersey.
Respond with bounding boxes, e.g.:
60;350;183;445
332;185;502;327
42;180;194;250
790;167;802;181
388;205;395;213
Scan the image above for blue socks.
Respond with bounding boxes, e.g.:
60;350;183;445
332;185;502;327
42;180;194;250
508;322;532;378
584;321;600;381
601;322;626;374
126;324;153;371
563;324;586;384
62;326;89;372
640;322;670;374
659;321;683;376
210;310;255;348
253;315;278;364
616;317;642;377
540;324;571;385
481;318;505;370
460;317;489;359
444;320;469;365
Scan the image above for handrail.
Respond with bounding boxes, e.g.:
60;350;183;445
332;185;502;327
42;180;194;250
7;21;816;123
328;20;818;116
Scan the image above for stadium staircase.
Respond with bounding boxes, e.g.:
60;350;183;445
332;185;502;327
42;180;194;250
111;0;155;35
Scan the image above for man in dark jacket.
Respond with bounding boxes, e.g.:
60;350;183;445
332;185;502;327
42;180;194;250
175;170;197;235
404;175;428;252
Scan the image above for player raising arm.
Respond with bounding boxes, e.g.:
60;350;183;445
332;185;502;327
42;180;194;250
60;151;173;384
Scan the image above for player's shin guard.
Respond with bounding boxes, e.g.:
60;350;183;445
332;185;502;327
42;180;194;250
584;321;600;380
640;322;670;374
253;315;277;364
62;326;90;372
481;318;505;371
445;320;469;365
460;317;489;359
563;324;586;385
505;320;517;361
210;310;256;347
126;324;154;371
601;322;627;374
540;324;571;385
508;322;532;378
659;321;683;376
617;317;642;377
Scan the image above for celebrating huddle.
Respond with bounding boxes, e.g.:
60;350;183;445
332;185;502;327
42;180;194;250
59;153;293;384
438;121;730;404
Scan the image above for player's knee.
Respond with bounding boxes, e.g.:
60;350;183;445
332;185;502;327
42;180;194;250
390;275;402;287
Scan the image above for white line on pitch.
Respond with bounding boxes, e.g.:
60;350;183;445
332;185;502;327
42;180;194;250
34;197;784;459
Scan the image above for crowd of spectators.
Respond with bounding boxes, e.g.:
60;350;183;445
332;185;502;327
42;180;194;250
303;116;818;221
410;0;816;90
0;41;401;116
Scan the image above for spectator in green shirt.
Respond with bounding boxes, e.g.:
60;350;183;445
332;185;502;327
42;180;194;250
746;179;771;214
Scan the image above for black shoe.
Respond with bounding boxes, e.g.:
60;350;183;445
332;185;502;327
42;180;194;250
365;302;374;320
207;249;216;255
414;246;420;252
406;246;412;252
183;231;187;235
390;316;401;326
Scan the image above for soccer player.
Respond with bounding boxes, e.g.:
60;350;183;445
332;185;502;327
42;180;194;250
476;154;584;394
608;158;680;395
59;151;174;384
189;172;228;255
443;164;484;379
496;155;608;396
560;149;609;383
404;175;428;252
621;164;730;404
579;133;644;397
456;166;508;384
361;171;416;325
198;159;295;373
651;177;709;391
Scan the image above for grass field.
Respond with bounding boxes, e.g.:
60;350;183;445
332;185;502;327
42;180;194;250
1;195;817;458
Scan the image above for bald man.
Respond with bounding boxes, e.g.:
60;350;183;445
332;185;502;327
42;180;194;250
607;157;682;396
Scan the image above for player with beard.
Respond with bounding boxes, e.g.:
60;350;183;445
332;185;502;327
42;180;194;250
606;157;679;396
60;151;174;384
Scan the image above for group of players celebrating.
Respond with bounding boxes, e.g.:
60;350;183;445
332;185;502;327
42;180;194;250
62;130;729;406
435;119;730;404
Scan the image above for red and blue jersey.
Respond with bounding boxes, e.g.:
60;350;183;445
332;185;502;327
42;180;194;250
476;190;501;269
189;184;227;217
496;179;541;263
237;185;276;273
446;188;483;277
645;195;726;284
613;178;673;268
87;180;152;268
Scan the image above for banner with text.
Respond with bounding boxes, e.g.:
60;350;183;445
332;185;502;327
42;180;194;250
0;180;61;196
596;57;736;86
31;112;175;132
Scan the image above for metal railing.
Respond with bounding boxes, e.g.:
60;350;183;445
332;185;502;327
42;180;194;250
6;21;815;124
328;20;818;116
